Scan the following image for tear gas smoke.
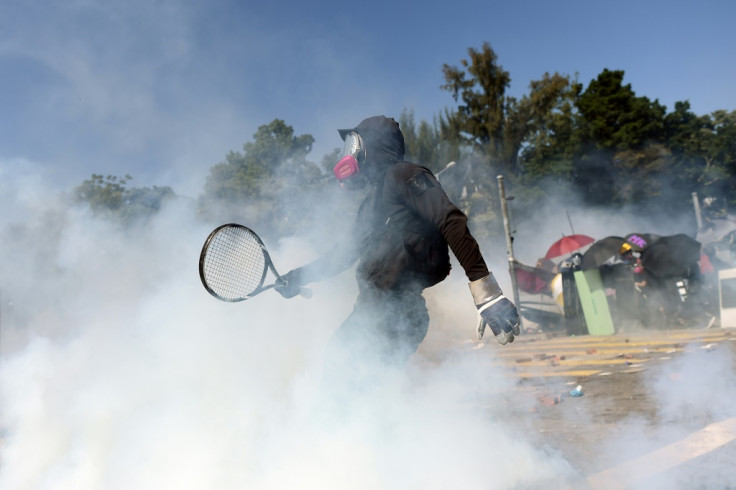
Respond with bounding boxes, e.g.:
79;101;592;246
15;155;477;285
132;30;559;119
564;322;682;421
2;159;734;489
0;161;577;489
505;178;736;489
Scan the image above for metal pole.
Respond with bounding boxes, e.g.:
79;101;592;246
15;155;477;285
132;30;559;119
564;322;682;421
692;192;703;230
435;160;456;181
497;175;522;322
566;209;575;235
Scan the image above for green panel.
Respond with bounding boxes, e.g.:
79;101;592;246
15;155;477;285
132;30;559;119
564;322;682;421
573;269;615;336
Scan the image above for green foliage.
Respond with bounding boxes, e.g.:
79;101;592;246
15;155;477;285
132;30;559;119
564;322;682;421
516;73;582;179
398;108;461;171
320;148;341;174
67;42;736;239
199;119;327;238
436;43;735;222
664;105;736;205
439;44;589;223
203;119;319;201
439;44;582;181
72;174;175;224
576;69;666;151
440;42;511;166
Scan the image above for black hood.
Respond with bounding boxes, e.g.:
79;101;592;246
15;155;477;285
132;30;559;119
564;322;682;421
339;115;405;182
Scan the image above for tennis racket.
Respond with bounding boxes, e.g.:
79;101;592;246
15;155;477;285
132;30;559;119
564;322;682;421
199;223;311;302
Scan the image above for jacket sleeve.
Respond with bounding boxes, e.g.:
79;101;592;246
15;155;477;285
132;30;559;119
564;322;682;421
289;242;359;286
284;204;369;286
386;164;490;282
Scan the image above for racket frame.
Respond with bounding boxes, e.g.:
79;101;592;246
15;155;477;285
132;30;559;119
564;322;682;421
199;223;283;302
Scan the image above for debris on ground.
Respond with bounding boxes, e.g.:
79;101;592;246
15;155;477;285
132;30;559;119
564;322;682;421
537;393;564;406
569;385;584;397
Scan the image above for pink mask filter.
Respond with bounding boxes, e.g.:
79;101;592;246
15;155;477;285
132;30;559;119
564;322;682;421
333;155;360;181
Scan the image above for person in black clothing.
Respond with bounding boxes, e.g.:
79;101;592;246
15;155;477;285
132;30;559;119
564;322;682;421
275;115;520;402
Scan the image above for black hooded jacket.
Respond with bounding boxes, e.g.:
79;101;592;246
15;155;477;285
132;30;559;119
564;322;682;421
296;116;489;290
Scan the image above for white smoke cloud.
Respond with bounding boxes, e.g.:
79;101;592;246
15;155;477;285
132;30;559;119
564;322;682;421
576;345;736;489
470;179;736;488
0;164;582;489
4;155;732;489
649;345;736;425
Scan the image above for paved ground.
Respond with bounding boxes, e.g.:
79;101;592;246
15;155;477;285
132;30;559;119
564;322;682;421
416;324;736;489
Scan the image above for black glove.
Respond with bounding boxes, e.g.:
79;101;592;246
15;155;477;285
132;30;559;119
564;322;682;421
469;274;521;345
274;269;303;299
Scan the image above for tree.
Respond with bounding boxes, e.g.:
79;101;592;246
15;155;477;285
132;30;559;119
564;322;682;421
73;174;131;211
398;108;460;172
498;74;585;212
203;119;318;200
576;69;666;151
440;44;584;180
72;174;175;224
709;110;736;190
663;101;717;195
666;107;736;208
435;46;736;214
515;73;582;178
439;42;511;168
570;69;668;204
199;119;326;239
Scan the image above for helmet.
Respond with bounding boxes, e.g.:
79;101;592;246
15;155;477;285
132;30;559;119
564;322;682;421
619;243;632;255
332;131;367;190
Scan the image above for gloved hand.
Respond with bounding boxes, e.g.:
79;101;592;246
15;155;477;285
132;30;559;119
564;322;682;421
274;269;303;299
469;274;521;345
477;296;521;344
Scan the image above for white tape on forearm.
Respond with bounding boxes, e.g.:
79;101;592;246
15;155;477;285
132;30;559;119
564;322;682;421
469;274;503;306
478;294;506;314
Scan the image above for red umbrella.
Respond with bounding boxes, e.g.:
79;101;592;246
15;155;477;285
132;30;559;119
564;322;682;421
545;234;595;259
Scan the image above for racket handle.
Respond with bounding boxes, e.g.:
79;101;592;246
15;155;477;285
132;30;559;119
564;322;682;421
298;287;313;299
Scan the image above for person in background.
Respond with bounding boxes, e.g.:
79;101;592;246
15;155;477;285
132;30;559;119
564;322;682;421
619;242;662;328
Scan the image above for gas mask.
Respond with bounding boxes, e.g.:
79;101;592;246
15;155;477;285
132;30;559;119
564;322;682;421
333;131;367;190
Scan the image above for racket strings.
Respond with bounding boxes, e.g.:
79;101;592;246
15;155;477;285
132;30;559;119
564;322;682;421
202;227;266;300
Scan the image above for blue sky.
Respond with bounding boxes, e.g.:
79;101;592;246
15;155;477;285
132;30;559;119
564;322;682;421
2;0;735;196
